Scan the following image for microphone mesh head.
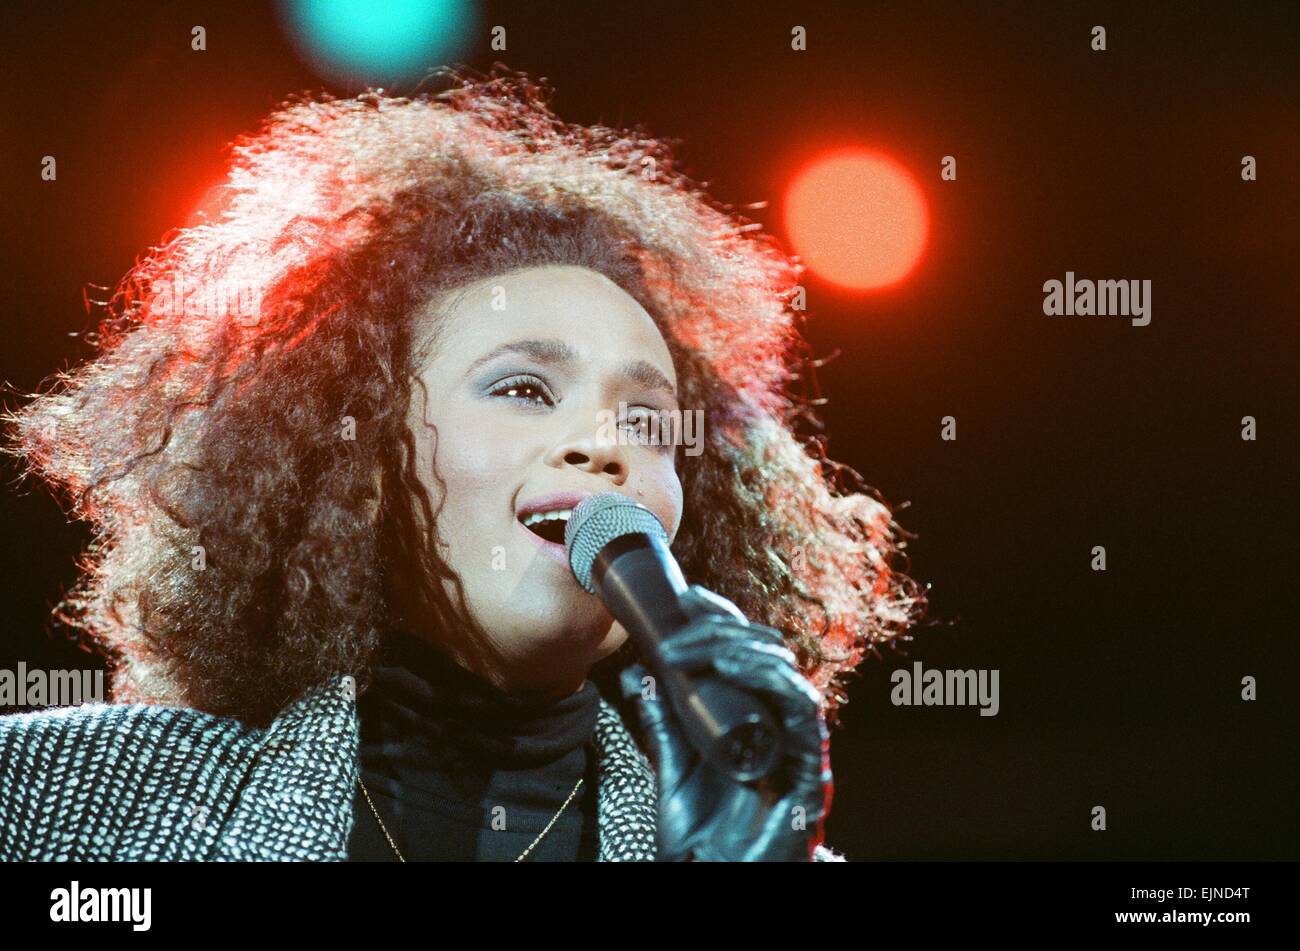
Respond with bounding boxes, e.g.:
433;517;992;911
565;492;669;594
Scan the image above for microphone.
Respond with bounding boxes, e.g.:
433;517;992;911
566;492;781;783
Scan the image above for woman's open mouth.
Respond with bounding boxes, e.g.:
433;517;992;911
514;492;593;567
519;508;573;546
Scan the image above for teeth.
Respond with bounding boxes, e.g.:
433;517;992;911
522;509;573;527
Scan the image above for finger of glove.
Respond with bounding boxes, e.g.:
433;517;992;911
679;585;748;623
656;621;795;673
682;784;769;862
638;688;709;863
744;784;828;862
623;664;695;785
688;790;804;863
659;635;820;733
621;662;691;775
619;662;653;703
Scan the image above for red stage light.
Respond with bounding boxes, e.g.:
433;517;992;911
783;148;929;291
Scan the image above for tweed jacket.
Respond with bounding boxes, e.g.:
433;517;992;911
0;675;844;861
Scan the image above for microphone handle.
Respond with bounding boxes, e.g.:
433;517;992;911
592;536;783;783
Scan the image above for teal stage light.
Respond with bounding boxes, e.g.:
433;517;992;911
279;0;477;87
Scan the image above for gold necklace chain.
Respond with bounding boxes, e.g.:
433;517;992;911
357;775;585;862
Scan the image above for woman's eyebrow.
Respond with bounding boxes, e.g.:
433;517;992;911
466;338;576;373
466;338;676;398
617;359;676;399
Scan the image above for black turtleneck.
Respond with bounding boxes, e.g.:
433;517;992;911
347;630;602;862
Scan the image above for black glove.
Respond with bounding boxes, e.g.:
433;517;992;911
619;586;833;861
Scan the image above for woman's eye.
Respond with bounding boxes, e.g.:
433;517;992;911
622;408;668;447
623;412;651;438
487;375;556;408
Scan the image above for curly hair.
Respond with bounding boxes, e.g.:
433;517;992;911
4;66;925;729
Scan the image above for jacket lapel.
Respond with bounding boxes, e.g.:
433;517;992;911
592;697;658;861
213;675;359;860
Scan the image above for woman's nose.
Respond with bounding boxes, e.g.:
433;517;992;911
543;424;629;484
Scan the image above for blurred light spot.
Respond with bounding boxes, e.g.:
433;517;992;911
278;0;477;86
784;148;929;291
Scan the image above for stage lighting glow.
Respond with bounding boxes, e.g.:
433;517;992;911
783;149;929;291
279;0;476;86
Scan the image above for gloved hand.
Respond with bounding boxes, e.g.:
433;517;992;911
619;586;833;861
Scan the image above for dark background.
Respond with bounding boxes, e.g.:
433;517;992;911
1;1;1295;860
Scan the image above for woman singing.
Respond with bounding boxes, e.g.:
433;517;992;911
0;67;923;861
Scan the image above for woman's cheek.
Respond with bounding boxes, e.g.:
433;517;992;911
444;406;528;473
638;454;684;540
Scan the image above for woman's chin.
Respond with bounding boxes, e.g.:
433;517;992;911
506;610;622;664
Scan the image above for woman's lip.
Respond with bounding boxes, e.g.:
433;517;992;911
515;490;595;520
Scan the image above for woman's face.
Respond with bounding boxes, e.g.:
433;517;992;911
404;265;684;697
